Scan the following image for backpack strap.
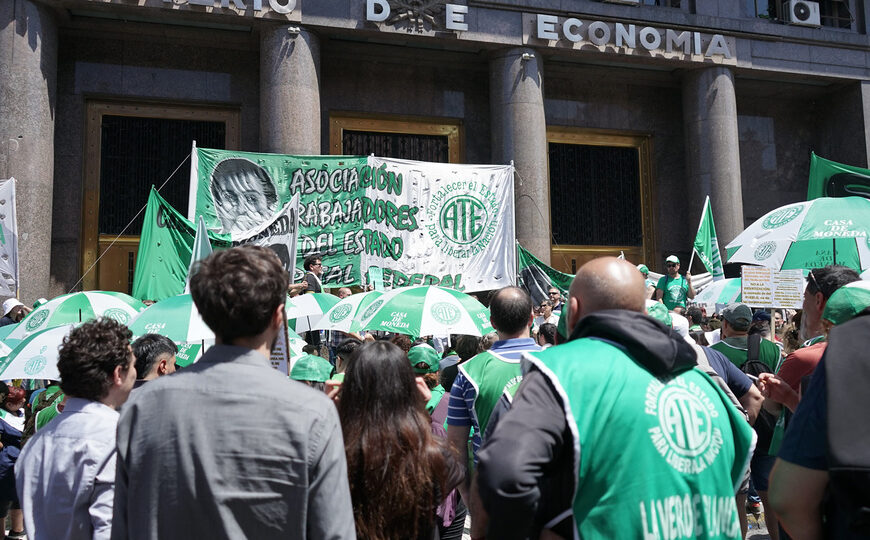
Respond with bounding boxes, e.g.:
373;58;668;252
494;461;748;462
747;334;761;364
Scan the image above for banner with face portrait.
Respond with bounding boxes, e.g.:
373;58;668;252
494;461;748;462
190;148;367;287
133;188;300;302
188;147;517;292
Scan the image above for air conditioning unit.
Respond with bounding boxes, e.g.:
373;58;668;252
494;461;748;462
784;0;821;27
603;0;640;5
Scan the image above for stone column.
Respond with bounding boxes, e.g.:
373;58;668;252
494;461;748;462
490;48;550;264
682;66;744;246
260;25;321;154
0;0;57;303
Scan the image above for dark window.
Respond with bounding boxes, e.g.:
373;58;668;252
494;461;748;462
820;0;853;29
549;143;643;246
342;130;449;163
99;116;226;235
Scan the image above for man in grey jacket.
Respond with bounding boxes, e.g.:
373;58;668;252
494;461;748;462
111;246;355;540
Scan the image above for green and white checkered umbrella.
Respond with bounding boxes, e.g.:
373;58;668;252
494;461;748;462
358;286;493;337
693;278;742;313
0;324;76;380
286;293;340;319
8;291;146;342
313;291;383;333
726;197;870;271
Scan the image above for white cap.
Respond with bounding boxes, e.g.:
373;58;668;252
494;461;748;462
2;298;24;317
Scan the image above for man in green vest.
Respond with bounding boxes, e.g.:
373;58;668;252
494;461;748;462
477;257;754;539
710;303;781;372
446;286;540;526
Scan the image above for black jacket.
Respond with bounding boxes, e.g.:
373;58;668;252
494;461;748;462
476;309;697;539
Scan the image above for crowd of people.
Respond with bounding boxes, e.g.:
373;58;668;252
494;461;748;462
0;246;868;540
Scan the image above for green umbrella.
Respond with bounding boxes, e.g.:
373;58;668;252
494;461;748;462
313;291;383;333
358;285;493;337
8;291;146;342
726;197;870;271
693;278;742;313
0;324;76;380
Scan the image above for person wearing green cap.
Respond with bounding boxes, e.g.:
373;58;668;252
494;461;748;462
636;263;656;299
290;353;334;391
655;255;695;310
767;280;870;539
408;343;445;414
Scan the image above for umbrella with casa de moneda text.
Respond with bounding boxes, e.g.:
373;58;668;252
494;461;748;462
726;197;870;271
358;285;492;337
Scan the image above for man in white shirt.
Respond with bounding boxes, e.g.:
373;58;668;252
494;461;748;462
16;318;136;540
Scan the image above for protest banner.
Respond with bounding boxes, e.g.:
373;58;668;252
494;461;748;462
0;179;18;297
364;157;515;292
188;147;517;292
133;188;300;302
808;152;870;201
517;243;572;307
740;266;804;308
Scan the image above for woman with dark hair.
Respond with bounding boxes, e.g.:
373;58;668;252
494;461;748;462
338;341;464;540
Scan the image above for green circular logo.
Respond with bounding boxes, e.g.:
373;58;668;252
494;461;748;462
329;304;353;323
103;308;130;325
762;204;804;230
362;299;384;321
25;310;49;332
430;302;461;325
754;241;777;261
24;355;46;376
439;195;488;246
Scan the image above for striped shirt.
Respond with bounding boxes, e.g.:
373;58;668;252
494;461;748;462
447;338;541;459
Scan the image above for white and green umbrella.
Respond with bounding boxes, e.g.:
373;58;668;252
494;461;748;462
358;285;493;337
693;278;742;313
286;293;340;320
726;197;870;271
128;294;212;343
129;294;305;367
861;268;870;280
313;291;383;333
0;324;76;380
9;291;146;341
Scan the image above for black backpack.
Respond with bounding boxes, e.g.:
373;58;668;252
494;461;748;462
826;316;870;535
742;334;777;453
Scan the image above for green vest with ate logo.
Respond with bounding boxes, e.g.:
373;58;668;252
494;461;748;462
458;350;522;437
527;338;754;540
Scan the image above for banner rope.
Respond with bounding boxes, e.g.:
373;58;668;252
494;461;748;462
67;154;191;294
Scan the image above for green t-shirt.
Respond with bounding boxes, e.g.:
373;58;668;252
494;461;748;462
656;274;689;310
711;336;781;372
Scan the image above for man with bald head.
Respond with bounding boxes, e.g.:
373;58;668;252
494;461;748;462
477;257;754;539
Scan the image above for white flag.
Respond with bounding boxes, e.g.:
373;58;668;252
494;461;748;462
0;179;19;297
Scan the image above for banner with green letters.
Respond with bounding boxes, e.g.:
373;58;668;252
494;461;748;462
188;148;516;292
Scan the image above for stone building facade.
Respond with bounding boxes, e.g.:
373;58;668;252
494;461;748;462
1;0;869;301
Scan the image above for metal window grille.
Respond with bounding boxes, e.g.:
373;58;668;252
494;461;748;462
342;130;449;163
549;143;643;246
98;116;226;235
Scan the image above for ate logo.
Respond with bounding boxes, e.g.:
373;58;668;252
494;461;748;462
754;241;777;261
440;195;487;245
761;204;804;230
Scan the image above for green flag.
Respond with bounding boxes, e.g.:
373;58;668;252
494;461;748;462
808;152;870;201
183;216;214;294
693;196;725;281
517;243;573;306
133;189;230;302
